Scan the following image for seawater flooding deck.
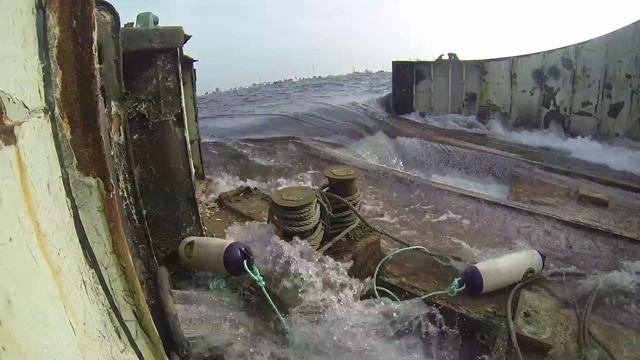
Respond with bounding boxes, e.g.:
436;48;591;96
179;71;640;359
124;14;640;360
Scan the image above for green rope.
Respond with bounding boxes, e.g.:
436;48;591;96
243;260;291;336
208;277;228;291
373;246;466;303
420;277;466;300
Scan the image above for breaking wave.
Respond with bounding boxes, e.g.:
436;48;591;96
486;119;640;176
404;111;640;176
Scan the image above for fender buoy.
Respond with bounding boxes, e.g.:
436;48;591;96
462;250;546;295
178;236;254;276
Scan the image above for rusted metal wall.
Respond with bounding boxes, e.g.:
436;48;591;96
1;1;210;358
392;61;415;114
96;2;174;355
0;0;167;358
122;26;204;262
463;62;482;116
395;20;640;140
414;62;432;114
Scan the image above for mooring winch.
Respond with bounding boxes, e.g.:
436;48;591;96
267;165;364;250
322;165;362;238
268;185;326;249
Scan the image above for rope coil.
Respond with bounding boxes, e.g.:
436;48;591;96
322;186;361;235
269;199;321;234
268;194;324;249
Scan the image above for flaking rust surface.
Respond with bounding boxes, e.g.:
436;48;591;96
196;182;271;238
217;186;270;222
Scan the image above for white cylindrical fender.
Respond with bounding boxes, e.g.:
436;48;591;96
178;236;254;276
462;250;545;295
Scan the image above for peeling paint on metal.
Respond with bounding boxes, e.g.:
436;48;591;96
397;20;640;139
1;113;139;359
0;1;45;110
511;55;542;128
480;59;512;113
0;1;166;359
414;62;433;114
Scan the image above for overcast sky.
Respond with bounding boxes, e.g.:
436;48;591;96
110;0;640;92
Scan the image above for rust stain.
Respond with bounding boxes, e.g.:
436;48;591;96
0;100;16;145
0;125;16;146
47;0;110;187
14;147;80;333
0;98;6;126
46;2;167;355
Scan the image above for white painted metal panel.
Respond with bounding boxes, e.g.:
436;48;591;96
629;28;640;139
414;62;432;114
463;62;482;116
597;22;640;137
450;60;465;114
511;54;543;128
570;37;606;136
542;45;576;130
480;59;512;114
432;60;450;114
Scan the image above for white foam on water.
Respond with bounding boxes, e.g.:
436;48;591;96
430;173;510;199
207;170;318;198
206;173;266;198
370;212;400;224
400;112;640;176
404;113;487;133
428;210;463;223
444;236;536;263
575;261;640;330
215;222;461;359
487;119;640;176
339;131;406;171
335;132;513;200
230;142;276;166
227;222;367;310
399;230;418;237
579;260;640;295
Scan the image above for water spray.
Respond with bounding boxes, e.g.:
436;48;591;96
178;236;291;337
